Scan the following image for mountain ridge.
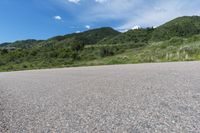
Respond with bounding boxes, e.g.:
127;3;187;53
1;16;200;71
2;16;200;48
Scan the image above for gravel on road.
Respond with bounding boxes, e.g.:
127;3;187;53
0;61;200;132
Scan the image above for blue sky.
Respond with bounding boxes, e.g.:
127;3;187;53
1;0;200;43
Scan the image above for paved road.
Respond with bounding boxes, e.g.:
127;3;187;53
0;62;200;133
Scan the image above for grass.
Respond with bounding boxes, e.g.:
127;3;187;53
1;35;200;72
84;36;200;65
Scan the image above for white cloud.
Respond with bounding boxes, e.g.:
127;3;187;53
76;31;81;33
117;25;140;33
118;0;200;29
79;0;141;23
54;0;200;30
118;29;128;33
68;0;80;4
53;16;62;20
85;25;91;29
95;0;107;3
132;25;140;30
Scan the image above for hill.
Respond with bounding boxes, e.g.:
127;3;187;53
1;27;120;49
52;27;120;45
2;16;200;48
97;16;200;44
151;16;200;41
39;27;120;48
98;28;154;45
1;16;200;71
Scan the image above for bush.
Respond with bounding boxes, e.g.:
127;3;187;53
71;44;84;52
168;37;184;46
22;64;28;69
0;49;8;55
100;47;115;57
0;60;5;66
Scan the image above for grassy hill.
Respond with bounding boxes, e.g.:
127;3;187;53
99;28;154;45
1;16;200;71
1;27;119;49
49;27;120;46
151;16;200;41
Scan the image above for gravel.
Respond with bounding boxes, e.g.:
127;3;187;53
0;61;200;133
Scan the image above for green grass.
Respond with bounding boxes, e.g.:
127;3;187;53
2;16;200;72
80;36;200;67
104;38;200;63
1;35;200;72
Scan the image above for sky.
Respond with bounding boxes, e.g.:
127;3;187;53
1;0;200;43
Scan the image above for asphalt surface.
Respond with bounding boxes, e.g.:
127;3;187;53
0;62;200;133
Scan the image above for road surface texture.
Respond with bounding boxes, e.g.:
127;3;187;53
0;61;200;133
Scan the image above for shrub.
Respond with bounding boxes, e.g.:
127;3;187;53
100;47;115;57
0;60;5;66
168;37;184;46
0;49;8;55
71;44;84;52
22;64;28;69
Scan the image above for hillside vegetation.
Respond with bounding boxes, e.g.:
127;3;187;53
151;16;200;41
1;16;200;71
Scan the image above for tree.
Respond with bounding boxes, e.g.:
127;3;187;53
71;44;84;52
100;47;115;57
0;49;8;55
